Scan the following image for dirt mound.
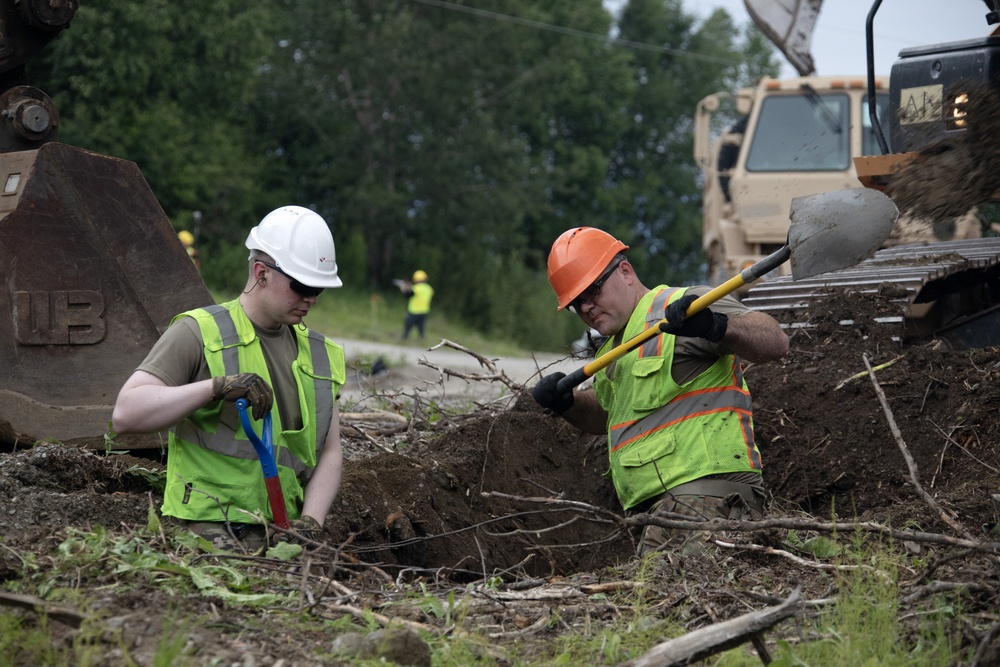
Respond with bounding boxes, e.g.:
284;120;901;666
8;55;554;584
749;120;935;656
0;445;155;547
750;287;1000;533
329;397;632;577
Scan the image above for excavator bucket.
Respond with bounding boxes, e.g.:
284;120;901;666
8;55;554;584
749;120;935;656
744;0;823;76
853;153;918;193
0;142;213;448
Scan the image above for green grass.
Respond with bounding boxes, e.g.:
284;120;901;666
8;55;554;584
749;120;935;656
212;287;534;358
709;541;969;667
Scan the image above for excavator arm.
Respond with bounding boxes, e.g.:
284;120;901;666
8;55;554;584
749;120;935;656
743;0;823;76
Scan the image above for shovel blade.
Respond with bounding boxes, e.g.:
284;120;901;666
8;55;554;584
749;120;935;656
788;188;898;280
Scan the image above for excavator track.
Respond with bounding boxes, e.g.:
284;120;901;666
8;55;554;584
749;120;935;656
742;237;1000;348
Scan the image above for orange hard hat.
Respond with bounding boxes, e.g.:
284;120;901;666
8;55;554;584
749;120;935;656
547;227;628;310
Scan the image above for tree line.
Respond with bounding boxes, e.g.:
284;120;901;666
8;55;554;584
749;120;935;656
30;0;778;350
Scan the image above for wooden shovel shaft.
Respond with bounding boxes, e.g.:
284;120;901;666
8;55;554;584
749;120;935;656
555;245;790;394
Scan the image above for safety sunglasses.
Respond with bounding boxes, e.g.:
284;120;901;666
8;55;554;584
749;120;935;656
568;258;623;314
258;261;324;298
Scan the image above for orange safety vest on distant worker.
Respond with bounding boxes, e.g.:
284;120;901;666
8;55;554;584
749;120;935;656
594;286;761;510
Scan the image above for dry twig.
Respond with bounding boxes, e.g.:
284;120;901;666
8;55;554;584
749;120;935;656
711;539;892;580
480;490;1000;554
835;354;904;390
421;338;521;390
863;354;973;539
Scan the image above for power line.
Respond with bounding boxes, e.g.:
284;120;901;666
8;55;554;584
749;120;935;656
409;0;743;66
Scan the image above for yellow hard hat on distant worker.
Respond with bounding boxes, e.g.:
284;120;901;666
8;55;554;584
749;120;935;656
412;270;428;283
177;230;195;247
547;227;628;310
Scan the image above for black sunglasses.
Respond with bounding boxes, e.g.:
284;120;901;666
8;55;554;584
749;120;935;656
569;258;623;313
258;261;324;298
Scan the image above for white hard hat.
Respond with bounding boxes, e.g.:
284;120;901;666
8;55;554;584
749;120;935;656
245;206;343;288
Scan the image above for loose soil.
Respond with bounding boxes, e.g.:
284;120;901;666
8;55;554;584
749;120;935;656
889;82;1000;222
2;287;1000;664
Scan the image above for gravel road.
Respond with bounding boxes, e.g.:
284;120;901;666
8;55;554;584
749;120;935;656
336;338;585;408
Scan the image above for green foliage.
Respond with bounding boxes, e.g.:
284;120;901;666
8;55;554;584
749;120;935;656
153;621;196;667
704;537;968;667
128;464;166;494
102;422;122;455
200;241;253;295
756;542;967;667
32;0;278;246
0;521;983;666
266;541;303;560
785;530;844;558
0;613;58;665
0;603;199;666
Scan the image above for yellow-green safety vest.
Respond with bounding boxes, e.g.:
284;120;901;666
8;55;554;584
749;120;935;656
594;286;760;510
408;282;434;315
161;299;345;522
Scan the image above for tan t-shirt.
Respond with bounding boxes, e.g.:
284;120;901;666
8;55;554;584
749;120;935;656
137;316;305;430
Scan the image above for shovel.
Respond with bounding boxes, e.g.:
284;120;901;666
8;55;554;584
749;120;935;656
556;187;898;394
235;398;291;530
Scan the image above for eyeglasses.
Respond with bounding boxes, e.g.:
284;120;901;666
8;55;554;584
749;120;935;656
258;261;324;298
568;258;623;313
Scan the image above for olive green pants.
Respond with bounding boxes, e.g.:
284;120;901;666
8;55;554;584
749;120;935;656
186;521;269;553
636;489;764;556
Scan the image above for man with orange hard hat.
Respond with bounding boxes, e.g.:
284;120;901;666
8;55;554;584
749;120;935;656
532;227;789;555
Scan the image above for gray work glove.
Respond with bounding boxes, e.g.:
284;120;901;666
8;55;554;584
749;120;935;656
660;294;728;343
274;515;325;545
211;373;274;420
532;372;575;414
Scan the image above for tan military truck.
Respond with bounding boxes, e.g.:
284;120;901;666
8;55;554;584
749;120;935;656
694;75;981;288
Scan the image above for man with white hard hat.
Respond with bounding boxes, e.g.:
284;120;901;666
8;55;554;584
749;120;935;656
113;206;346;552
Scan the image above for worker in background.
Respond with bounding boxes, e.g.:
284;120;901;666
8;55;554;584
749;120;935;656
531;227;789;556
398;269;435;341
113;206;346;552
178;229;200;271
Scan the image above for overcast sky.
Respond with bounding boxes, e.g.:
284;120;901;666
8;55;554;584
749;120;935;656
608;0;994;78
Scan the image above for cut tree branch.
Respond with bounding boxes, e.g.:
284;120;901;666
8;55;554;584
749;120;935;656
616;587;802;667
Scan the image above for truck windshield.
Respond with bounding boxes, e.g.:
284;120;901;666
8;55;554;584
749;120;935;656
745;93;850;171
861;94;892;155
